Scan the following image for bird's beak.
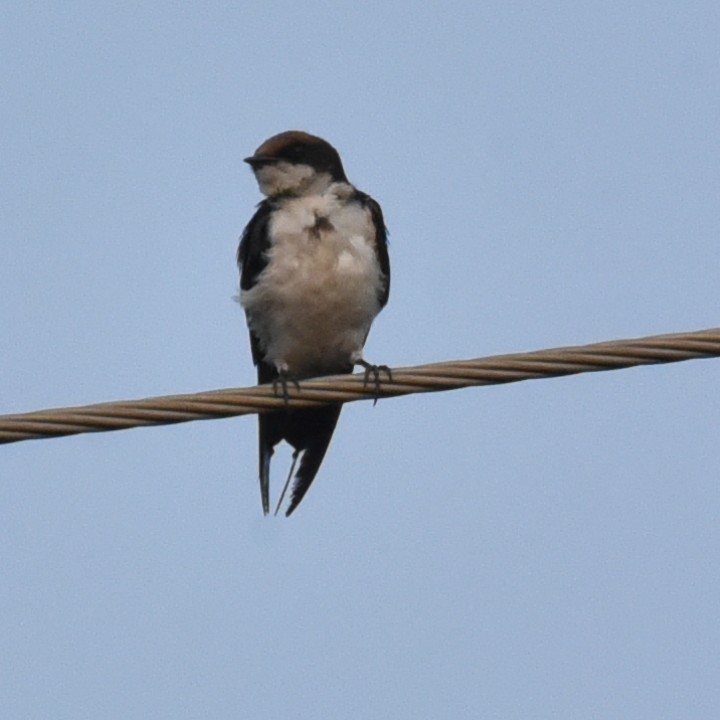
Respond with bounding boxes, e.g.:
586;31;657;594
244;155;276;168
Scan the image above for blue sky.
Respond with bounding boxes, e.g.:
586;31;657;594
2;2;719;718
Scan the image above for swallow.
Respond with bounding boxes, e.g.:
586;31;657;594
237;131;390;516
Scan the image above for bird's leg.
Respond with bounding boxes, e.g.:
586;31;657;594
354;358;393;406
272;367;300;407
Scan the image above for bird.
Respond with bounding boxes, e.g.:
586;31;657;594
237;131;390;516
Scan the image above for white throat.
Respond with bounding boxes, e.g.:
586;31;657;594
254;162;333;197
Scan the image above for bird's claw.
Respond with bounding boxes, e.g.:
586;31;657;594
272;370;300;406
356;360;392;406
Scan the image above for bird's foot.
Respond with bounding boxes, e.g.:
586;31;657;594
355;359;392;406
272;369;300;406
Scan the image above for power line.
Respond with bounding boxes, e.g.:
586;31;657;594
2;327;719;445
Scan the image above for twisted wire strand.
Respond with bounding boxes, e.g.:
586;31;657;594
2;327;719;446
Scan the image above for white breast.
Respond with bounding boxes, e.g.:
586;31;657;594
241;185;385;377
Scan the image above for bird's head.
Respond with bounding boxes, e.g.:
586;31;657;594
244;131;348;198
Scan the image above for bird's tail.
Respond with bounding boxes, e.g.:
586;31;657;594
284;404;343;516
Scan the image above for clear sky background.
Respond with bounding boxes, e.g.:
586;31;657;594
2;2;719;718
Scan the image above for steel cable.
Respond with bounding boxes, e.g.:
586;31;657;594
2;327;719;445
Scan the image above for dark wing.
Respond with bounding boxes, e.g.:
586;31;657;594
358;192;390;309
238;200;274;371
238;200;273;290
238;200;278;514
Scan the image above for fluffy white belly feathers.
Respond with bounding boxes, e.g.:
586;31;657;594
241;188;384;377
